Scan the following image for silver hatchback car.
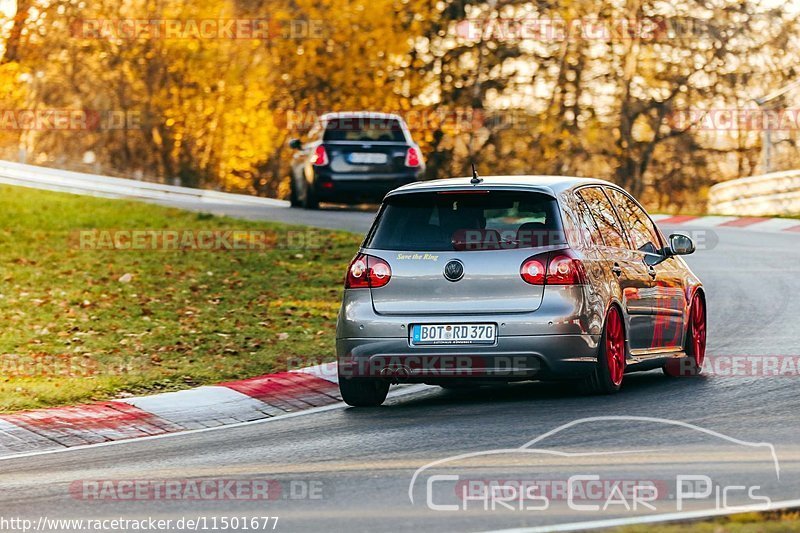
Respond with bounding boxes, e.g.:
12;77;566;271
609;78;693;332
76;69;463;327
336;176;706;406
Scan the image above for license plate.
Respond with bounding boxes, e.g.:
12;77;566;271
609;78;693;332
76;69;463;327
411;324;496;345
348;152;387;165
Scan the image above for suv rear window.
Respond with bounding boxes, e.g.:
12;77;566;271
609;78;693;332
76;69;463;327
322;117;406;142
365;191;565;251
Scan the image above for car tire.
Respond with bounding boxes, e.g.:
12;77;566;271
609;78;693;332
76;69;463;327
582;306;626;394
339;378;389;407
302;181;319;210
289;177;301;207
663;292;706;377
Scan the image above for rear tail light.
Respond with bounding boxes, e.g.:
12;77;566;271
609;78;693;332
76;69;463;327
546;253;586;285
405;147;421;167
312;145;329;166
345;253;392;289
520;257;546;284
369;258;392;287
520;250;586;285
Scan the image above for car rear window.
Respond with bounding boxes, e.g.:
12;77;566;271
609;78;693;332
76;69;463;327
365;191;566;251
323;117;406;142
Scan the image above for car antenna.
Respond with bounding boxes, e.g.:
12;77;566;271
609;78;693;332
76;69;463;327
471;162;482;185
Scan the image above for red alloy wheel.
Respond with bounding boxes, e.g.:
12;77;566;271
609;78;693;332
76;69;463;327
605;307;625;386
689;294;707;369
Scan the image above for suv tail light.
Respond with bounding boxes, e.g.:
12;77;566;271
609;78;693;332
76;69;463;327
405;147;421;167
520;249;586;285
345;253;392;289
312;145;329;166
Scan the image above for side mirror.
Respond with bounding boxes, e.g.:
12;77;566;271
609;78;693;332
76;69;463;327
669;233;696;256
288;138;302;150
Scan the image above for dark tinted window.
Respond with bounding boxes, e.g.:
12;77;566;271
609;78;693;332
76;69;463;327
606;188;662;254
576;187;627;248
366;191;565;251
323;117;405;142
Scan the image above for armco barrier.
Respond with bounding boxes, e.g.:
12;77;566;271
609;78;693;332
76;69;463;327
4;159;800;218
708;170;800;216
0;160;288;207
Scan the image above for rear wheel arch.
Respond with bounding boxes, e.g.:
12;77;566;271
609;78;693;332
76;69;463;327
605;300;628;358
582;303;627;394
686;286;706;339
664;287;706;377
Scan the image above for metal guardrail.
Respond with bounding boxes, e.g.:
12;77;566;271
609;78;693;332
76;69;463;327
0;160;289;207
708;170;800;216
7;159;797;218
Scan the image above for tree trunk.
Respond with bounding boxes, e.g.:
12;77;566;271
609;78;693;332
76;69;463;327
2;0;31;64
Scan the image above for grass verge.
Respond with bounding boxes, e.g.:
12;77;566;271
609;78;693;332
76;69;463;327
0;185;361;412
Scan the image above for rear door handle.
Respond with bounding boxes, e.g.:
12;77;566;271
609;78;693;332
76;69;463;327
612;264;622;276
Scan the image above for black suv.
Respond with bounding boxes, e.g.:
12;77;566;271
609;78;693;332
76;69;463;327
288;112;425;209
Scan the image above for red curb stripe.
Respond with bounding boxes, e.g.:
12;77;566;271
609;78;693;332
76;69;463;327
718;217;771;228
222;372;340;411
783;225;800;233
1;402;181;447
267;373;342;407
655;215;700;225
222;376;315;412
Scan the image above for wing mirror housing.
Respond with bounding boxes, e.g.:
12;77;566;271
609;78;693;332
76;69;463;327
669;233;696;256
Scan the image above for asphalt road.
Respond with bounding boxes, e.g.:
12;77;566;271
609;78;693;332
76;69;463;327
2;199;800;532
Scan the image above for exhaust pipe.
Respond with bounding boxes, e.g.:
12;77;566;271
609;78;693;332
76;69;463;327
378;366;412;382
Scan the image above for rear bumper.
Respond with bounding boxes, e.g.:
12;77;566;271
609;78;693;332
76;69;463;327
313;169;423;203
336;334;600;382
336;286;602;382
